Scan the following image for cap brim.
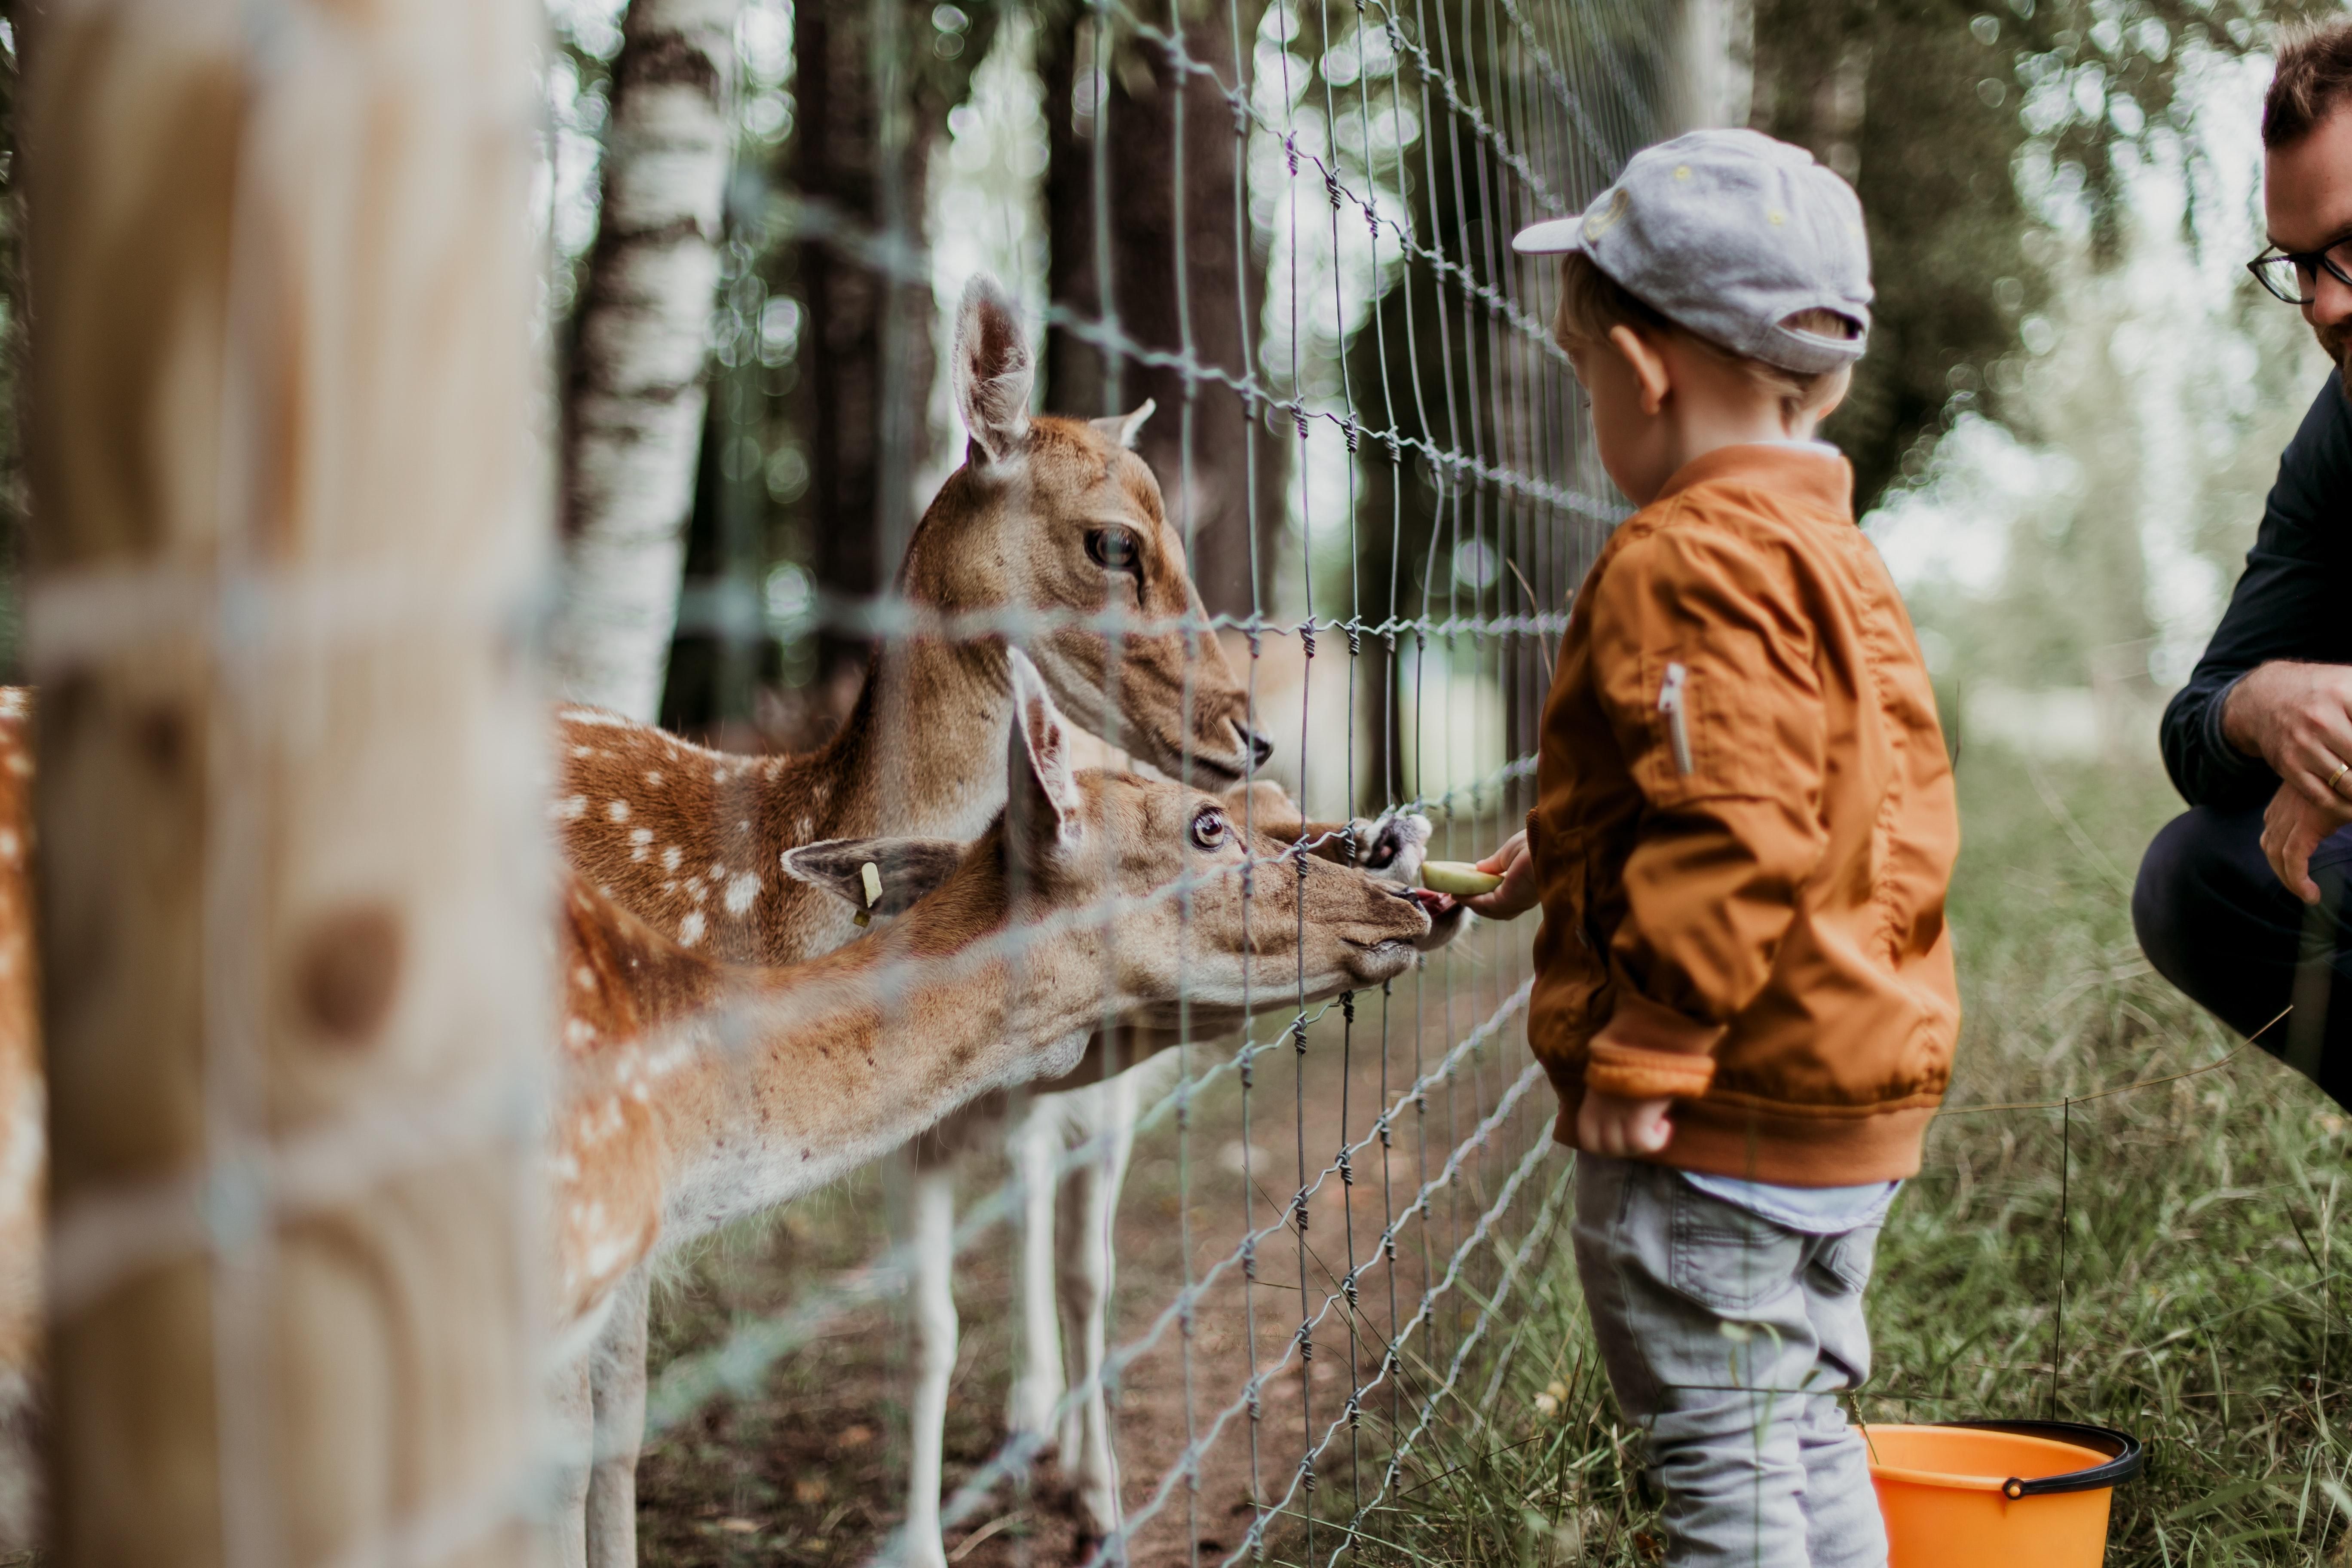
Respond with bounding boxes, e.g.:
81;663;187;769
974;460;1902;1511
1511;217;1585;255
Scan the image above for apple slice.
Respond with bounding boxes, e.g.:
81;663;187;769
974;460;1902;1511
1421;860;1503;896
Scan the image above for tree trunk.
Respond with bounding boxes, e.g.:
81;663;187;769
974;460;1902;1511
1037;5;1285;624
23;0;550;1561
550;0;743;721
788;0;954;691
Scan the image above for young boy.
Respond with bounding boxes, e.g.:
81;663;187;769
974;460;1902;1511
1463;129;1960;1566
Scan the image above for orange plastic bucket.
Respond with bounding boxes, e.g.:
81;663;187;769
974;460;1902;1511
1864;1420;2142;1567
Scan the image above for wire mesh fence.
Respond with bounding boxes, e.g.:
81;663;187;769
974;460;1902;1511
582;0;1682;1565
31;3;2352;1566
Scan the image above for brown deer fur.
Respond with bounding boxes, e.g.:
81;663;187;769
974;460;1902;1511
542;659;1431;1332
554;277;1274;975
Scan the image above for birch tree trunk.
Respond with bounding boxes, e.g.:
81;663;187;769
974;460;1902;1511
23;0;550;1563
549;0;743;722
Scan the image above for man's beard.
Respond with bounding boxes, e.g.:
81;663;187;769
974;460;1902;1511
2319;317;2352;391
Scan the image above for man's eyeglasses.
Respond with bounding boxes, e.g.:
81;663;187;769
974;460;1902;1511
2248;240;2352;305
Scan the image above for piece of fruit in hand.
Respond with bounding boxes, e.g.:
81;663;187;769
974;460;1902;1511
1421;860;1503;896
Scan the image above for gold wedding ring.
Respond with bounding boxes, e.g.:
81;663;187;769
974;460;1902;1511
2331;760;2350;796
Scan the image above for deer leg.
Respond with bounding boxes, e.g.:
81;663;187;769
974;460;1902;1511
584;1269;649;1568
904;1164;958;1568
550;1349;594;1568
1005;1097;1065;1454
1054;1081;1139;1543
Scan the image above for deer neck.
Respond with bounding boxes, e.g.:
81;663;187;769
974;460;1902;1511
814;635;1010;845
647;900;1100;1241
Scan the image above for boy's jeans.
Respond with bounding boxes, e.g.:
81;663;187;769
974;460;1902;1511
1571;1155;1887;1568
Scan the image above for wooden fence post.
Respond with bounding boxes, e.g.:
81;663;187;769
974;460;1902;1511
22;1;551;1564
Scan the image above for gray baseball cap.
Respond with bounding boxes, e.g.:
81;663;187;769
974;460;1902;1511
1513;128;1871;374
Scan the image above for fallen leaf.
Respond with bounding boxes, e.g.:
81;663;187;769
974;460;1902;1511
838;1424;875;1450
793;1478;830;1506
717;1517;760;1535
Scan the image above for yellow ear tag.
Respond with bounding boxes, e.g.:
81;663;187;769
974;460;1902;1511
853;861;882;924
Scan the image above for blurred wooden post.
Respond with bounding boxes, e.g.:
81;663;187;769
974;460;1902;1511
22;2;551;1565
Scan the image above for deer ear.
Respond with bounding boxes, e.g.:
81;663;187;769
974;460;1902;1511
782;837;968;916
952;273;1033;467
1003;646;1082;867
1089;398;1156;450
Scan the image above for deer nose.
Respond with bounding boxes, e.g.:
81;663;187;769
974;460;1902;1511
1244;726;1274;768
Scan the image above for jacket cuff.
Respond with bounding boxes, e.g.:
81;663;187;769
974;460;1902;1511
2203;673;2271;777
1583;992;1725;1100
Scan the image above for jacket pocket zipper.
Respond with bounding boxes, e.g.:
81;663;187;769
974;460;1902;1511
1659;662;1694;776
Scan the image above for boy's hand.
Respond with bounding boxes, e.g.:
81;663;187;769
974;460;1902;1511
1461;830;1538;920
1576;1090;1675;1157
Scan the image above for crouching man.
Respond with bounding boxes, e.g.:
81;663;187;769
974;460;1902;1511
2136;22;2352;1102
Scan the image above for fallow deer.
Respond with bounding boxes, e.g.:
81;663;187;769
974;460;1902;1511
546;654;1435;1568
547;274;1435;1561
551;274;1273;971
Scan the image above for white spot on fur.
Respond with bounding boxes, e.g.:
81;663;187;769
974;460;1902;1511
606;799;631;822
724;873;760;914
796;816;813;840
570;745;593;759
0;830;20;865
661;845;682;873
573;965;594;989
565;1017;597;1047
553;795;588;821
679;910;706;947
629;827;655;861
645;770;665;787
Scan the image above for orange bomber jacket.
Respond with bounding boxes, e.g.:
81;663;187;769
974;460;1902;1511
1527;443;1960;1185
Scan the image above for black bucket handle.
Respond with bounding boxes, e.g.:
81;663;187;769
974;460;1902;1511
1932;1420;2144;1499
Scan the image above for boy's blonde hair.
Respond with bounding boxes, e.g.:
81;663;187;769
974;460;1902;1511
1550;252;1858;414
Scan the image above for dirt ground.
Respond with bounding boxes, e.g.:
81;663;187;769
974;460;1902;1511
635;914;1558;1568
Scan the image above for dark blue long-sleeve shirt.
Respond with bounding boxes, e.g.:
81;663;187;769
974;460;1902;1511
2162;372;2352;810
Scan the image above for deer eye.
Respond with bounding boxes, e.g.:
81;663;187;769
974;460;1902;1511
1085;528;1142;577
1189;808;1229;851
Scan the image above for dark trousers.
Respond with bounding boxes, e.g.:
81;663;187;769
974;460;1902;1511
2134;803;2352;1107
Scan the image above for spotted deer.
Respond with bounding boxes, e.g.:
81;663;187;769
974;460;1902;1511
548;654;1434;1568
552;275;1273;971
549;275;1433;1562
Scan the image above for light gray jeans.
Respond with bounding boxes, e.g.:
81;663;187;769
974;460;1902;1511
1571;1155;1888;1568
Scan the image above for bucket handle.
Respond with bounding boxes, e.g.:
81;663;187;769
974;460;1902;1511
1932;1420;2144;1498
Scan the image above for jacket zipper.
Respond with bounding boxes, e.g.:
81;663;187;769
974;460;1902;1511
1659;662;1694;776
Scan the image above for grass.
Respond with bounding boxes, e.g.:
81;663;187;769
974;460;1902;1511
1320;744;2352;1567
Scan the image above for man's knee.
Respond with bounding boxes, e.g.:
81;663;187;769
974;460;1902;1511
2133;809;2214;986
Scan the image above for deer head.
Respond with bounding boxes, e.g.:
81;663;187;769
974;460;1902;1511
910;276;1268;787
784;652;1430;1031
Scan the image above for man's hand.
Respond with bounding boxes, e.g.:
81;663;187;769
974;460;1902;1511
2262;779;2352;903
1461;830;1539;920
2223;660;2352;812
1576;1090;1674;1157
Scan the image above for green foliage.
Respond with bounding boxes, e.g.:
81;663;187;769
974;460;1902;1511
1753;0;2334;511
